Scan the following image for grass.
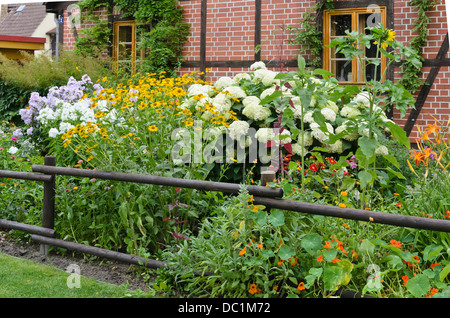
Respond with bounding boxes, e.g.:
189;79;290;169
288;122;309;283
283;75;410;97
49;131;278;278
0;253;150;298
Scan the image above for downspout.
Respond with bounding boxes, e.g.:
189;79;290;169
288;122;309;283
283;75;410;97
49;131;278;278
54;12;60;61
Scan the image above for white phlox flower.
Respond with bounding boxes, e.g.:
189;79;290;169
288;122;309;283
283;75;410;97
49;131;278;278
48;128;59;138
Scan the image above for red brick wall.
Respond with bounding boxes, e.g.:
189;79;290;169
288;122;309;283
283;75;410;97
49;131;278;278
61;0;449;141
392;0;449;141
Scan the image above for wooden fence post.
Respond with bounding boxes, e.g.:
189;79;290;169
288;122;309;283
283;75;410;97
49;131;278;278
40;155;56;255
260;170;276;187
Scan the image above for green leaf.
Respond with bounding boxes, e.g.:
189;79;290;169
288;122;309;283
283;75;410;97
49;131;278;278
423;245;443;262
312;68;333;79
255;210;267;226
439;264;450;282
406;274;430;297
386;121;410;149
297;55;306;70
358;136;378;158
268;210;285;227
301;233;323;255
358;170;373;189
278;245;295;261
359;239;375;255
383;154;400;169
260;90;283;105
323;260;353;291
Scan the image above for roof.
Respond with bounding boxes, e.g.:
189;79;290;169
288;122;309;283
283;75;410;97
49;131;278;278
0;34;46;43
0;3;48;37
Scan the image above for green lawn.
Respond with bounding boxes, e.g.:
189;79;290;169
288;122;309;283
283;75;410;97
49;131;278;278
0;253;149;298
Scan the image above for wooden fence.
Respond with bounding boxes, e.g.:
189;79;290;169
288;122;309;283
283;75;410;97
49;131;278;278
1;155;450;272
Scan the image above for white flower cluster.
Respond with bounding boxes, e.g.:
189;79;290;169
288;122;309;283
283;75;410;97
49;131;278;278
36;98;96;138
178;61;392;156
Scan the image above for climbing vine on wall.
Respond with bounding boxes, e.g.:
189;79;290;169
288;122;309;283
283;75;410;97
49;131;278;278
75;0;190;76
399;0;439;92
287;0;334;68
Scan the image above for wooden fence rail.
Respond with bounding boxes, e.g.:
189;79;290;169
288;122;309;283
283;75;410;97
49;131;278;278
1;155;450;273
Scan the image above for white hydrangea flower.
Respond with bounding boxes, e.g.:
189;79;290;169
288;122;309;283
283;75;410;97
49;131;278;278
214;77;234;90
255;128;275;143
323;100;339;114
352;91;371;108
228;120;250;140
340;105;361;118
297;131;314;147
278;129;292;145
375;145;389;156
222;86;247;100
322;140;344;154
250;61;267;71
233;73;251;84
321;107;337;122
310;122;334;142
292;143;309;157
303;110;315;124
253;69;280;87
242;104;272;121
212;93;233;113
260;87;276;100
187;84;213;97
335;124;359;141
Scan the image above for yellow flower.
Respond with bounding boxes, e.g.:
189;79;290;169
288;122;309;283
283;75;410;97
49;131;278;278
340;191;348;197
148;125;158;132
338;203;348;208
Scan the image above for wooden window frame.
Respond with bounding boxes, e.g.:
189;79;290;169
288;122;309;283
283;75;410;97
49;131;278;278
323;6;387;85
113;21;149;73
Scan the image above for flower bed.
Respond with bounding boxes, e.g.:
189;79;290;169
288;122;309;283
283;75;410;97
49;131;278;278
1;25;449;298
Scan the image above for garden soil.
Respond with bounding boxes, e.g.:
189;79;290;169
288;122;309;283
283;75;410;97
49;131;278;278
0;234;152;293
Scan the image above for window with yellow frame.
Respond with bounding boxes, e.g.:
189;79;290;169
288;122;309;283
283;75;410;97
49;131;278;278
113;21;150;73
323;7;387;84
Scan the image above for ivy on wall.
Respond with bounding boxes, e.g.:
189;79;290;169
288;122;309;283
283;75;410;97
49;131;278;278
287;0;334;68
75;0;190;76
399;0;439;92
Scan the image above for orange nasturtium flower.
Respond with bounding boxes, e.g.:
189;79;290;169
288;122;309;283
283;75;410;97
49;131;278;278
390;240;403;249
248;284;259;295
239;247;246;255
297;282;306;291
402;275;409;286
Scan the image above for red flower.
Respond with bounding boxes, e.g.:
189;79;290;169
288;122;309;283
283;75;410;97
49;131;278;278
309;163;319;172
395;202;403;207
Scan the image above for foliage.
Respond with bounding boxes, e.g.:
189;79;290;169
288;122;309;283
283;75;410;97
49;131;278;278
76;0;190;76
287;0;334;68
399;0;439;92
0;51;112;124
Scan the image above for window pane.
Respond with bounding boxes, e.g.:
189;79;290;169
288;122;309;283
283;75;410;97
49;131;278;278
330;46;346;59
118;25;133;43
331;60;353;82
330;15;352;36
360;12;382;29
118;43;133;60
365;62;381;82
